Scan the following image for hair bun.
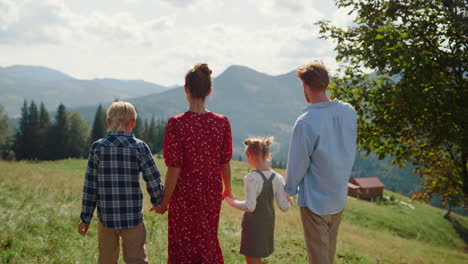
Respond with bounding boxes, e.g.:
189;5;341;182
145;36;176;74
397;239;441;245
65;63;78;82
243;139;253;145
264;136;274;147
194;62;212;79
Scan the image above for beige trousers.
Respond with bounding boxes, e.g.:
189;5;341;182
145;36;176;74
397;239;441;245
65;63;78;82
300;207;343;264
98;221;148;264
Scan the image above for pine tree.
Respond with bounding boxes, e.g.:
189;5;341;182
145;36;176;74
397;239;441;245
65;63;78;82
15;100;29;160
91;105;107;142
38;103;51;159
49;104;68;160
133;116;144;139
28;101;40;159
147;117;157;153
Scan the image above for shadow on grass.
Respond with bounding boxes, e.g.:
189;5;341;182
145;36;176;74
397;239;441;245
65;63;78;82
448;217;468;245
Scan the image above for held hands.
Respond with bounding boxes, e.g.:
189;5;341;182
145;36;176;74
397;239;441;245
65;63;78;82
150;203;168;215
286;194;294;206
77;220;90;235
222;188;234;200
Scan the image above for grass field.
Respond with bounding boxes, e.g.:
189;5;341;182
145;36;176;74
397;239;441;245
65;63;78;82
0;159;467;264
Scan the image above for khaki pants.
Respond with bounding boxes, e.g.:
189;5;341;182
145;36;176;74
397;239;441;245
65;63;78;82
98;221;148;264
300;207;343;264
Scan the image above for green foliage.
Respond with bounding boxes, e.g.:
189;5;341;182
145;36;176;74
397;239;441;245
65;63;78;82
90;105;107;142
318;0;467;210
66;112;90;158
0;105;13;160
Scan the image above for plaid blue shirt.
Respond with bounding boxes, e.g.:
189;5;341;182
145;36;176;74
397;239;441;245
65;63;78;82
80;131;164;229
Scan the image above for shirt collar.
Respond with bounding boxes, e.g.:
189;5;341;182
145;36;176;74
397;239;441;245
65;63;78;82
303;98;339;112
108;131;135;137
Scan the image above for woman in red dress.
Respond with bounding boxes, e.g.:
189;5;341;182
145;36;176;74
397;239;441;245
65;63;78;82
153;62;233;264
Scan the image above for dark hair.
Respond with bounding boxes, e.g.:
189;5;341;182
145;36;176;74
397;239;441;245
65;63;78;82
296;61;329;91
185;62;212;99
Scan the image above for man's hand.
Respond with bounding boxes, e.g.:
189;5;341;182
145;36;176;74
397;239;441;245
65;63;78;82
150;203;168;215
286;194;294;206
77;220;90;235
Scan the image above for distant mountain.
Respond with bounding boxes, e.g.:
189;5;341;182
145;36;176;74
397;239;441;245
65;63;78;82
0;65;169;116
2;65;75;81
77;65;306;158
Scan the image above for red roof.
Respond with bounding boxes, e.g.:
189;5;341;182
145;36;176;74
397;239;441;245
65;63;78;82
350;177;384;188
348;182;360;189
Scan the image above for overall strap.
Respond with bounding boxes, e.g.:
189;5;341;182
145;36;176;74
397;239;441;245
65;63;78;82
267;172;276;183
254;170;267;181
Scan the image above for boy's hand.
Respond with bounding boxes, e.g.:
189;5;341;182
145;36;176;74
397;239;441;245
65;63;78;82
77;220;89;235
150;204;168;215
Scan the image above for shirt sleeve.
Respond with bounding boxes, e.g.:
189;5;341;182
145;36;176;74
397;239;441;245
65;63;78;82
139;143;164;206
220;117;232;164
284;119;317;196
163;117;183;168
225;174;257;212
80;144;99;224
273;173;291;212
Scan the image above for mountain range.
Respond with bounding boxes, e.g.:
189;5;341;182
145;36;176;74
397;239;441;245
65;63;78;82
0;65;169;117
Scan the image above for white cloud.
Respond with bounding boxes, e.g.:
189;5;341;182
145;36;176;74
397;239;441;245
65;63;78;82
0;0;351;85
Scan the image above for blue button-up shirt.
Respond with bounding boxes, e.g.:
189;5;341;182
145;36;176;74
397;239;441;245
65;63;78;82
80;131;164;229
284;99;357;215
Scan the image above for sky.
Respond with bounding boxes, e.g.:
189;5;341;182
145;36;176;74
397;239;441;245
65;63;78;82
0;0;354;86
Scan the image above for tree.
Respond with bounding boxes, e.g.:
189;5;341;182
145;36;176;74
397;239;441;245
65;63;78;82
318;0;467;210
15;100;29;160
48;104;68;160
91;104;107;142
28;101;40;159
133;114;144;139
0;104;14;159
67;112;90;158
38;103;51;160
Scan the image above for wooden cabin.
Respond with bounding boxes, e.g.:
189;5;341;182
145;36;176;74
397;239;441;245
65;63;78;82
348;177;385;200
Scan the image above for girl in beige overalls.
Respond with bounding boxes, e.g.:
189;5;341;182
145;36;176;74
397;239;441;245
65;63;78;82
225;137;292;264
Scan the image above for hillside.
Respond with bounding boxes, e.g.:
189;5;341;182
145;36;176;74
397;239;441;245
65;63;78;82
0;65;169;116
0;159;466;263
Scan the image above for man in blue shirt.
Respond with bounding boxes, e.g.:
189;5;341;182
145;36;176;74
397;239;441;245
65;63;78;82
285;62;357;264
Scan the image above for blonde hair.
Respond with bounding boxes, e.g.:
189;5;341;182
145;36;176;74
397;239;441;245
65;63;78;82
296;61;329;91
106;101;137;131
243;137;274;161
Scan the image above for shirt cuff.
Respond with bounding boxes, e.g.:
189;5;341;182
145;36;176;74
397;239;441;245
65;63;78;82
284;184;299;196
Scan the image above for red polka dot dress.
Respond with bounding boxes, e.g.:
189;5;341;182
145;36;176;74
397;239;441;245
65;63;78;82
163;111;232;264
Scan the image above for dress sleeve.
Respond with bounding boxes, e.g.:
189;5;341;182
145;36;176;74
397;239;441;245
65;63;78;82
220;117;232;164
163;118;183;168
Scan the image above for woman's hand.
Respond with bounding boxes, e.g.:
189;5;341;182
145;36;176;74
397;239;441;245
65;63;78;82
222;188;234;200
150;203;168;215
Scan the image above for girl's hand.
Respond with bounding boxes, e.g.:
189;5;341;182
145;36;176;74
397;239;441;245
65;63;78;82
286;194;294;206
222;189;234;200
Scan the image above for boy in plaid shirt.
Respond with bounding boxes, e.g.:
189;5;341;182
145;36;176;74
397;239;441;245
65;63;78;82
78;101;164;264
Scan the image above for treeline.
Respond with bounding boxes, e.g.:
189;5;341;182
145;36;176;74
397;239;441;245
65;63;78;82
0;101;166;161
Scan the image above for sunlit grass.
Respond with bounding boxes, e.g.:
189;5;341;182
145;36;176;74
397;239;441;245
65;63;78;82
0;159;467;263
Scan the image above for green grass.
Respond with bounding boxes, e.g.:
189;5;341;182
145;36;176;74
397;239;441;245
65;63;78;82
0;159;467;264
